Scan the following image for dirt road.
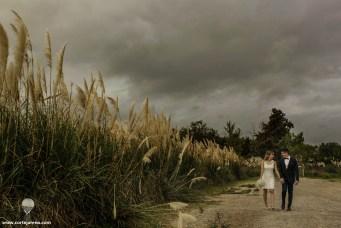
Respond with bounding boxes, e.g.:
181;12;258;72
185;178;341;228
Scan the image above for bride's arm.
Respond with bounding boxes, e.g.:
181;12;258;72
274;162;281;179
260;160;264;178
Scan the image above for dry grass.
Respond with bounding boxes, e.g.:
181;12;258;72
0;12;242;227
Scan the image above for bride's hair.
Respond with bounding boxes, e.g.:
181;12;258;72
264;150;274;161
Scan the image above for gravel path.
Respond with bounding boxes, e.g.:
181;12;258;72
184;178;341;228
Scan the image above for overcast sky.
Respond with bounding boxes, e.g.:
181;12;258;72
1;0;341;144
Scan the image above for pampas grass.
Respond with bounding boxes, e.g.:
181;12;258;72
44;31;52;68
169;202;188;210
168;202;196;228
177;212;197;228
76;85;87;109
12;16;26;80
189;177;207;189
0;23;8;81
0;11;243;227
53;44;66;96
142;146;158;164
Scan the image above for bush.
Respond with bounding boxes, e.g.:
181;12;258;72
304;165;341;179
325;164;338;174
242;167;259;179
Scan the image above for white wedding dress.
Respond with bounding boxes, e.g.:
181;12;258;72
262;160;275;189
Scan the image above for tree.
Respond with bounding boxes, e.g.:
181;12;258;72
318;142;341;163
179;120;221;144
255;108;294;154
279;132;316;162
224;121;241;139
223;121;243;153
240;137;255;158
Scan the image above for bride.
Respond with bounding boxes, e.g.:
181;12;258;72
260;150;281;210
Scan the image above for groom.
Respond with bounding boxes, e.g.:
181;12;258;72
278;148;299;211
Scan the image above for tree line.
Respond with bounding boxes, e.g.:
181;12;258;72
179;108;341;164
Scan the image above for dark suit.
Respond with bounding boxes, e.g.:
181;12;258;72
278;157;299;209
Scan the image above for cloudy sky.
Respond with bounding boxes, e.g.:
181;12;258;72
1;0;341;144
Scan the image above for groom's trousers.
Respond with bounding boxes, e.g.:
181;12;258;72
282;182;293;208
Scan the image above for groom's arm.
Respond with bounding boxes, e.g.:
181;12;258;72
278;160;285;184
295;159;299;182
278;160;284;178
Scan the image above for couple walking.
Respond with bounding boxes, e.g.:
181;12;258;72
259;148;299;211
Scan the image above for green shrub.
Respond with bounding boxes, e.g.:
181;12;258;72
325;164;338;174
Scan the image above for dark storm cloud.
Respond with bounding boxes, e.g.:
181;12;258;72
1;0;341;143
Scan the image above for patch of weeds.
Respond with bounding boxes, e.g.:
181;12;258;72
239;184;256;188
208;212;230;228
223;187;251;194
